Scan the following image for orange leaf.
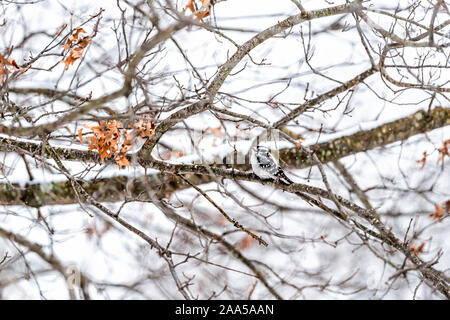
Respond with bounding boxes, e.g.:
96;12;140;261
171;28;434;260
71;46;85;59
82;119;154;169
185;0;195;12
63;27;87;51
237;236;256;250
74;27;86;37
133;119;155;139
417;151;427;170
62;55;76;70
185;0;211;20
296;137;306;148
0;53;22;84
78;36;92;48
437;139;450;164
6;58;19;69
116;156;130;168
206;126;223;138
78;128;83;143
83;120;123;163
61;29;91;70
410;242;425;257
444;200;450;214
430;204;445;222
63;42;71;51
160;150;184;160
200;1;211;9
85;222;97;239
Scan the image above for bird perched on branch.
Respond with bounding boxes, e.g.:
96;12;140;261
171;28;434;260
250;145;293;185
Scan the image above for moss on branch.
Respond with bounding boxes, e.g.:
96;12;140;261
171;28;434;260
0;106;449;206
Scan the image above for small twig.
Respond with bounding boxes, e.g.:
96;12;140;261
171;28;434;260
0;251;9;265
290;0;306;12
177;173;269;247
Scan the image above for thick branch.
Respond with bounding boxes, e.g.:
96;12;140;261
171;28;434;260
1;107;448;206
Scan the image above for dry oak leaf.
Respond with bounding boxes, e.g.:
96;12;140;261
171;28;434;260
430;203;445;222
85;120;122;162
296;137;306;148
444;200;450;214
62;28;91;70
116;130;134;168
78;128;83;143
417;151;427;170
63;27;86;50
206;126;223;138
185;0;211;20
116;156;130;168
85;221;112;240
437;139;450;164
160;150;184;160
85;222;97;240
237;236;256;251
410;242;425;258
0;53;20;84
133;119;156;139
83;119;155;169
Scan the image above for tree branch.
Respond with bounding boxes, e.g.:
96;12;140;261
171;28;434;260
1;107;448;206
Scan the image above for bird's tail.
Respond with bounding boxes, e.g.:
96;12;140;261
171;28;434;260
277;170;294;185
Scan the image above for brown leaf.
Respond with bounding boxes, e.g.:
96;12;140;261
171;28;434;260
430;204;445;222
71;47;85;59
0;53;22;84
83;119;154;169
133;119;156;139
296;137;306;148
78;128;83;143
160;150;184;160
63;27;87;51
62;55;76;70
114;130;134;169
61;29;91;70
417;151;427;169
410;242;425;257
206;126;223;138
84;120;122;163
437;139;450;164
185;0;211;20
115;156;130;168
444;200;450;214
6;58;19;69
85;223;97;239
237;236;256;250
185;0;195;12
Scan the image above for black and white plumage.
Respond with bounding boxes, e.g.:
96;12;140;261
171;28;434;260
250;145;293;185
